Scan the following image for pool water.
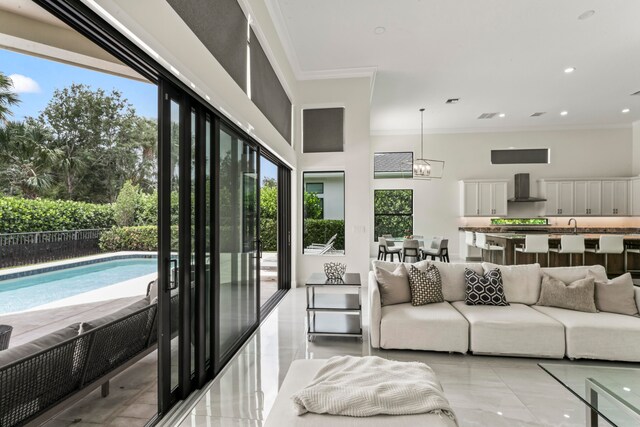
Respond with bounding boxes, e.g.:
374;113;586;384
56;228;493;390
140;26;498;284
0;258;157;315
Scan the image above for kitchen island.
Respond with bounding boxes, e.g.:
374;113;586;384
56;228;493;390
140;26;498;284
476;233;640;274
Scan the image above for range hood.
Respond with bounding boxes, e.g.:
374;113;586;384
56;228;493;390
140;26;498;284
508;173;546;202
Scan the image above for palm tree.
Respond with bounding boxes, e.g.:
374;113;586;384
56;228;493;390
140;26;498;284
0;121;60;198
0;72;20;123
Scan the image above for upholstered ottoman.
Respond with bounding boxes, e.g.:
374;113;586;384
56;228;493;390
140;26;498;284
264;359;457;427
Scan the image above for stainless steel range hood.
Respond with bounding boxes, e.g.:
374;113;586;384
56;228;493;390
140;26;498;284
508;173;547;202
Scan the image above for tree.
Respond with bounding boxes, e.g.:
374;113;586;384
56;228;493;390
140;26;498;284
113;180;141;226
304;191;323;220
260;185;278;220
0;120;59;198
0;72;19;123
38;84;141;202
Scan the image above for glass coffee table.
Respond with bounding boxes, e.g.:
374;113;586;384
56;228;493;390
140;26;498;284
540;363;640;427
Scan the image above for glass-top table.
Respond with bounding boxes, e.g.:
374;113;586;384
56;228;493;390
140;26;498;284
539;363;640;427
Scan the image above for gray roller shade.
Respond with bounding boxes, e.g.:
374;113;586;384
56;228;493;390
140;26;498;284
303;108;344;153
167;0;247;91
491;148;550;164
250;30;291;144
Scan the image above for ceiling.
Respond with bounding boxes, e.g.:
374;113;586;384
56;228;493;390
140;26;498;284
269;0;640;133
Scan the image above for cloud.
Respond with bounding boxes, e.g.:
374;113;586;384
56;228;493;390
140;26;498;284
8;74;41;93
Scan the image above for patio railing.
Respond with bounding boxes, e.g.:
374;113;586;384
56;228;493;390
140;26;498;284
0;229;105;269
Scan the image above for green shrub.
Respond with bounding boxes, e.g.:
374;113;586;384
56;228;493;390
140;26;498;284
260;218;277;251
114;181;141;226
98;225;176;252
0;196;114;233
303;219;345;250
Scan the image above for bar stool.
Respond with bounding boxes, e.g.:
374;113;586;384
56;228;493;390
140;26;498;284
549;235;585;266
476;232;504;264
514;235;549;266
625;242;640;273
378;237;402;262
585;235;624;275
465;231;476;250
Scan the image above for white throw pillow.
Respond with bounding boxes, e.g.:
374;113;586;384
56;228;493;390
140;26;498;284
374;264;411;306
431;261;483;302
482;262;541;305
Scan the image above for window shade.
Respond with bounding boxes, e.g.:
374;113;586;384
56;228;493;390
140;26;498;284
303;108;345;153
167;0;247;91
250;29;292;144
491;149;550;164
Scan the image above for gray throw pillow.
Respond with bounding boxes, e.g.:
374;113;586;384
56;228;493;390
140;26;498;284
587;271;639;316
374;264;411;306
407;265;444;306
536;274;596;313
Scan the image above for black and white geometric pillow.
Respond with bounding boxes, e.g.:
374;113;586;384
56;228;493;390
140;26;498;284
464;268;509;306
408;265;445;306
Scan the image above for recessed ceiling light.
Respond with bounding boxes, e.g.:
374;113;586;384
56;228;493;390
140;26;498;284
564;414;570;419
498;113;506;118
624;387;631;392
560;111;568;116
497;412;503;416
564;67;576;74
622;108;630;113
205;95;211;101
578;10;595;20
190;82;195;88
374;26;386;35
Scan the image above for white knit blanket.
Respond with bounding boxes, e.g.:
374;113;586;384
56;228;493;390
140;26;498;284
291;356;457;422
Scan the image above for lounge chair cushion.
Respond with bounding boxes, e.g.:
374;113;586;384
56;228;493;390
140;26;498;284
80;297;150;333
0;323;80;367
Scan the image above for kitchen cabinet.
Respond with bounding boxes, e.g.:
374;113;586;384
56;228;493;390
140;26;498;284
632;178;640;216
544;181;574;216
602;180;628;215
460;181;508;216
574;181;601;215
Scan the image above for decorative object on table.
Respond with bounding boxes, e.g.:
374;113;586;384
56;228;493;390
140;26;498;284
403;108;445;180
0;325;13;351
324;262;346;279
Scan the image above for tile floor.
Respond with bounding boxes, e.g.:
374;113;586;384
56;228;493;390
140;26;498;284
175;286;632;427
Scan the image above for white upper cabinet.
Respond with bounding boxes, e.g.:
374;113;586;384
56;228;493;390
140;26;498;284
544;181;574;216
574;181;601;215
602;180;628;215
632;178;640;216
460;180;508;216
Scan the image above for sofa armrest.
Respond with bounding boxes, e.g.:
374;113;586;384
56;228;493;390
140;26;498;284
635;286;640;313
368;271;382;348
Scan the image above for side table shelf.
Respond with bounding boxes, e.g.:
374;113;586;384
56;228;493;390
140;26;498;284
305;273;362;341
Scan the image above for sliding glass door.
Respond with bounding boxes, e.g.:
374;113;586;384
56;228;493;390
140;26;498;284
217;124;260;363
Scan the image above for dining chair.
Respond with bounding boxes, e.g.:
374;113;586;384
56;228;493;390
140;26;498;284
378;237;402;261
402;239;421;263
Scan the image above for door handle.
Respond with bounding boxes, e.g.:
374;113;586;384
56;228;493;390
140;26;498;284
167;258;178;291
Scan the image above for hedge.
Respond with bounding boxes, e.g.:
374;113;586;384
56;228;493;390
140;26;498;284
260;218;277;252
303;219;345;251
0;196;115;233
98;225;178;252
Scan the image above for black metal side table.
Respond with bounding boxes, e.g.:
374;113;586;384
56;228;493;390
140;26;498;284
0;325;13;351
305;272;362;341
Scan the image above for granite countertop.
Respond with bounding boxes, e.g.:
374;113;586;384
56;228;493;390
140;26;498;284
459;226;640;234
484;232;640;240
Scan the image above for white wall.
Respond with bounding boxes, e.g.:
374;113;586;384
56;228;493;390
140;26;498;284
295;77;372;286
634;121;640;176
371;127;635;258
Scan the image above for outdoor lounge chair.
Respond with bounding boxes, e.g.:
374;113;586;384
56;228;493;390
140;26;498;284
305;234;337;255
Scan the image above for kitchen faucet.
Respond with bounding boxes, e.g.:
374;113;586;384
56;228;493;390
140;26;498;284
568;218;577;235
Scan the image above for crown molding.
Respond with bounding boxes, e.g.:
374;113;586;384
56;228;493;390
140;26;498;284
370;122;633;136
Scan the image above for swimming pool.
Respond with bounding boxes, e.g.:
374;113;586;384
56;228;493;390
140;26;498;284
0;258;157;314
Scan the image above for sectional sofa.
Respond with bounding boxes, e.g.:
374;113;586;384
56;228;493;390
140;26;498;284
369;261;640;362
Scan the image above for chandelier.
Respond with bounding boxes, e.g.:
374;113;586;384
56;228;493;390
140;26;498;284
406;108;445;180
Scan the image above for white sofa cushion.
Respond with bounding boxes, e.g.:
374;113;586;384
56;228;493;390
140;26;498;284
541;265;607;284
532;305;640;362
431;261;483;302
482;262;541;305
380;302;468;353
368;271;382;348
452;302;565;358
371;259;429;272
264;359;457;427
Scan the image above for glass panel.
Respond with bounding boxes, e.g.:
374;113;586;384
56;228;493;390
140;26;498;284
219;125;258;357
169;99;180;392
205;116;212;364
302;171;344;255
259;155;278;305
190;109;196;376
374;189;413;240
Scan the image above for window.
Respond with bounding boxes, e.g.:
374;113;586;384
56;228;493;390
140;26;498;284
374;152;413;179
374;190;413;241
303;171;344;255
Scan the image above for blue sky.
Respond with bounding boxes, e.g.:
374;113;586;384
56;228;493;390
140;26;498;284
0;48;157;121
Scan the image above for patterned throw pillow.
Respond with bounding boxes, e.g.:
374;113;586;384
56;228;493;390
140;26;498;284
407;265;444;306
464;268;509;306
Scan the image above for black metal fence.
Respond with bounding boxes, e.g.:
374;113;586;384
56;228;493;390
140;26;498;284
0;229;104;269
